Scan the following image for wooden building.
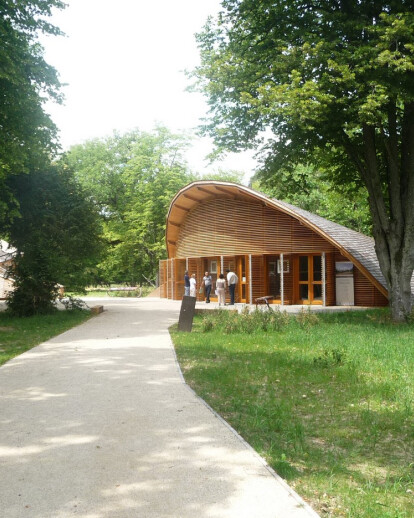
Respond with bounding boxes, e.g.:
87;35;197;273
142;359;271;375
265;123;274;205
159;181;389;307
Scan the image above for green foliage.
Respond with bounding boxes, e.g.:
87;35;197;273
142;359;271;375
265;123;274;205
0;0;65;227
193;1;414;320
254;163;373;235
62;127;196;285
5;166;102;316
200;306;292;334
59;296;90;311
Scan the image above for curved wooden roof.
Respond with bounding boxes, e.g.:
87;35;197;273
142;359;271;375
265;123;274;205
166;181;388;297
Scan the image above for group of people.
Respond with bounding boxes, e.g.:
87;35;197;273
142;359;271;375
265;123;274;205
184;269;238;306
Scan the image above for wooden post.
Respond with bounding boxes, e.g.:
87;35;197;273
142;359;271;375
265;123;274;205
281;253;284;306
249;254;252;304
322;252;326;306
171;258;174;300
166;259;169;299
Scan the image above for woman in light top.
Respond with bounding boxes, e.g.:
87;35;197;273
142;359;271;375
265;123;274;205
216;273;226;306
189;273;197;297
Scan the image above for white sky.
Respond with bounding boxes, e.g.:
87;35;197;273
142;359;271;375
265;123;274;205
41;0;257;183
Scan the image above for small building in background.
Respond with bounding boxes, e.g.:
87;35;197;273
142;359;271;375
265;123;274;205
159;181;392;307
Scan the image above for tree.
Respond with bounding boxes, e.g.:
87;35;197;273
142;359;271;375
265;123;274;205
0;0;65;227
253;164;372;235
5;166;102;316
62;127;195;285
192;1;414;321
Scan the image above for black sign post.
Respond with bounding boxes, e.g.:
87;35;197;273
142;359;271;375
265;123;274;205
178;296;196;332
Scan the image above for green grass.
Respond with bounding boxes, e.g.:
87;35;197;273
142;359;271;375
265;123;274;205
0;310;91;367
170;309;414;517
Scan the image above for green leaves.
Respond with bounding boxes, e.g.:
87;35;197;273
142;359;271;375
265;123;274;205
63;127;195;285
0;0;65;228
6;165;102;316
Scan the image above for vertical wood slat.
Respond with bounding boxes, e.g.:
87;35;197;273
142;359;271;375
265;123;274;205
159;260;167;298
187;257;204;301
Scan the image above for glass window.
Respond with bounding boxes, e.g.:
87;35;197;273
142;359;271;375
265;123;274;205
299;256;308;281
313;255;322;282
210;260;217;274
313;284;322;300
300;284;309;300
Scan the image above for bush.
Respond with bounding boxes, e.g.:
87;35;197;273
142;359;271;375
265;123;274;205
295;307;319;329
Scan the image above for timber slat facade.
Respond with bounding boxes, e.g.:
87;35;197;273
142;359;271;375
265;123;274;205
160;181;389;307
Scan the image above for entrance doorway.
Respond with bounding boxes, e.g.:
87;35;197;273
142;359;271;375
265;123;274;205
296;255;323;304
267;256;281;300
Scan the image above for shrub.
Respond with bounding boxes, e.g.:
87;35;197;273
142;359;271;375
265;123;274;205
296;307;319;329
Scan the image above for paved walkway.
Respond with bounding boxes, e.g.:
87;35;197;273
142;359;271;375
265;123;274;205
0;298;319;518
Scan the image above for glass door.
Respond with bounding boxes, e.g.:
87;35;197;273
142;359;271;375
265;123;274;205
267;256;281;299
297;255;323;304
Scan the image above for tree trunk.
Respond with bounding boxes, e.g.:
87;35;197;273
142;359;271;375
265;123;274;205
342;123;414;322
387;262;413;322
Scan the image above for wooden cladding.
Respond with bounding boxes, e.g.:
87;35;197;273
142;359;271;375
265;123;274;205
354;268;388;307
333;252;388;307
160;191;389;307
175;197;335;258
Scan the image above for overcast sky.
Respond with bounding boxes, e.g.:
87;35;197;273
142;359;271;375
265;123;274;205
41;0;257;183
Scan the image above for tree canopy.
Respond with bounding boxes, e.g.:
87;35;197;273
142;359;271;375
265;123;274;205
0;0;65;226
5;165;102;316
62;127;196;286
192;0;414;320
253;164;372;236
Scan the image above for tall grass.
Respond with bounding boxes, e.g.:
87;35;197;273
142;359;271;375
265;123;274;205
171;308;414;517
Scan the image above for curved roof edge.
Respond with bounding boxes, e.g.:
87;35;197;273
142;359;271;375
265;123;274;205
166;180;389;297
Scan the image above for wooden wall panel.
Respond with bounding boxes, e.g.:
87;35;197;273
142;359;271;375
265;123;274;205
251;255;265;302
187;257;204;301
159;260;167;298
175;197;335;258
174;259;186;300
354;268;388;307
333;251;388;307
326;253;335;306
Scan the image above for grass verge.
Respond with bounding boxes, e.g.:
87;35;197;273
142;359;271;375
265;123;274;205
0;310;91;367
170;308;414;517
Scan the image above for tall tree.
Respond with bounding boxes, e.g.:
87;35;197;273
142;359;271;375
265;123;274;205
254;164;372;235
0;0;65;226
63;127;195;285
192;1;414;321
5;165;102;316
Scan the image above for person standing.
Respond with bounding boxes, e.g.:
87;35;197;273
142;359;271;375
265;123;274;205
216;273;226;306
226;269;238;305
184;270;190;296
202;271;212;303
189;274;197;297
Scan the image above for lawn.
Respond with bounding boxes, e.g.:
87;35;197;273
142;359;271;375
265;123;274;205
0;310;91;367
170;309;414;518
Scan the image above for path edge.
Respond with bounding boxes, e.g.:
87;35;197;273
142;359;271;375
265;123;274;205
168;330;321;518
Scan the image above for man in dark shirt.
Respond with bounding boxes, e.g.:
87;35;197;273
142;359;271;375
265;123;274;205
184;270;190;296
